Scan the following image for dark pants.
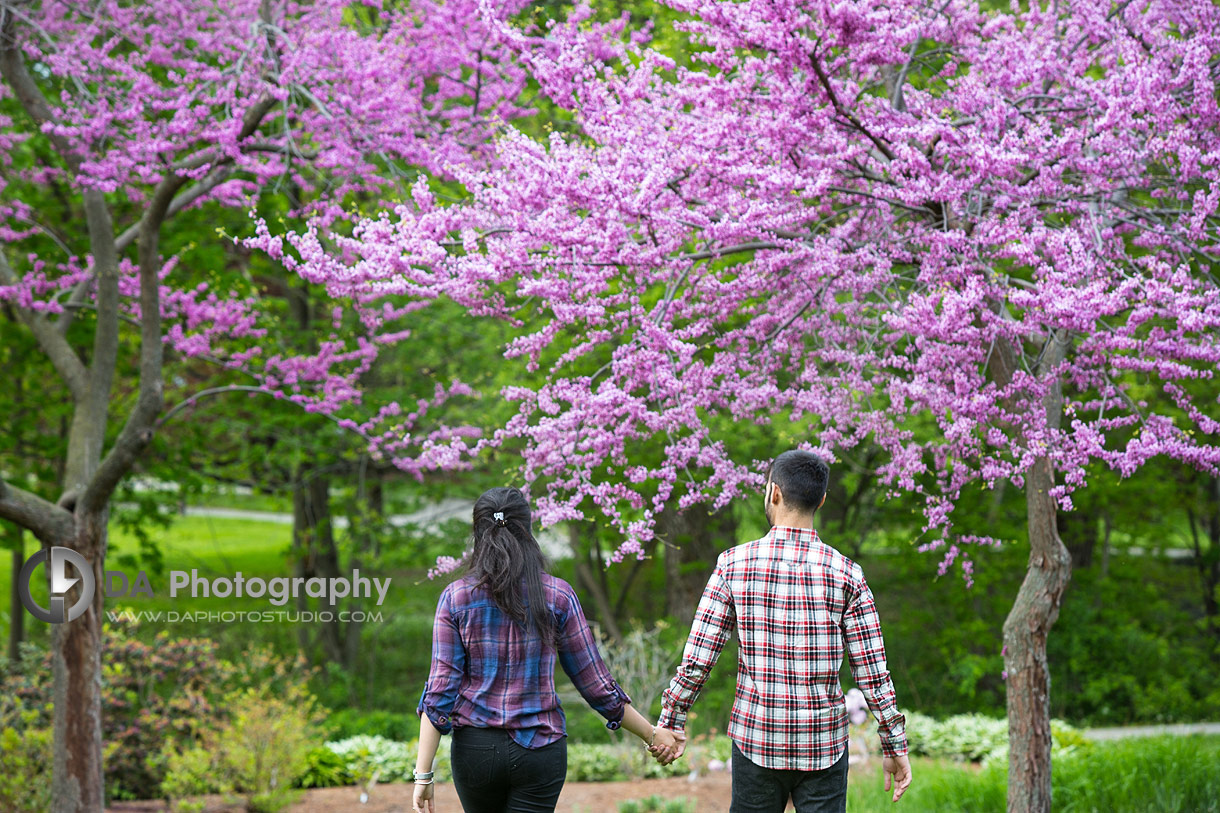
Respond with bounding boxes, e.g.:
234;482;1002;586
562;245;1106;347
450;727;567;813
730;742;849;813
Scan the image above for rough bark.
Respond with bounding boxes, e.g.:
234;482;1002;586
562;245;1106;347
1002;329;1073;813
51;511;107;813
8;526;23;660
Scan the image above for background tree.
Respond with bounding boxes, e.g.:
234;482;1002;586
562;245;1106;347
0;1;533;808
291;2;1220;811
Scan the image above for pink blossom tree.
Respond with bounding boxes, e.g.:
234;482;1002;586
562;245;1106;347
294;1;1220;809
0;1;533;808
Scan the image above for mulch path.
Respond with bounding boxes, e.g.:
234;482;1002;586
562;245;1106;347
108;776;736;813
108;763;891;812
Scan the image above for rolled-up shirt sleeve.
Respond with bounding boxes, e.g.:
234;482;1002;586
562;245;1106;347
843;577;908;758
416;585;465;734
556;585;631;728
658;563;735;732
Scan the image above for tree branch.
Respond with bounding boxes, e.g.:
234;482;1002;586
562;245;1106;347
78;173;184;515
809;50;896;162
62;94;277;334
0;5;82;171
0;477;74;546
0;249;89;401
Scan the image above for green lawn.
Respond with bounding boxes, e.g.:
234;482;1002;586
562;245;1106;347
845;735;1220;813
1;515;446;663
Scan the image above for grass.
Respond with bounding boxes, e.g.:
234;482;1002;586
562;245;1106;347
1;515;447;671
845;736;1220;812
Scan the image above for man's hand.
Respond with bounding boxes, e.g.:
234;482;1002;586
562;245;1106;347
649;727;687;765
883;754;912;802
412;780;435;813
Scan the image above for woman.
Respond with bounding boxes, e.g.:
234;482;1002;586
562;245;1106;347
412;487;674;813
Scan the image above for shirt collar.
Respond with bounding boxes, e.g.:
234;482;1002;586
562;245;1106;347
769;525;821;552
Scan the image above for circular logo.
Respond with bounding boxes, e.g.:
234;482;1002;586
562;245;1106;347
18;546;95;624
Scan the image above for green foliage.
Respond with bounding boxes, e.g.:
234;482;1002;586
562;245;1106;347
903;711;1010;761
618;795;696;813
564;738;732;782
322;734;453;784
846;736;1220;812
902;711;1090;764
0;625;236;801
0;709;52;813
216;686;319;807
866;544;1220;726
295;746;352;789
161;745;230;804
1052;735;1220;813
324;708;418;741
160;677;321;813
565;743;633;782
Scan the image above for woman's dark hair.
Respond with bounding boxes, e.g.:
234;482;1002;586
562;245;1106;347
465;487;556;646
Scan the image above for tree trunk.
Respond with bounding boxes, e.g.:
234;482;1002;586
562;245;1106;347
291;467;349;665
1186;479;1220;641
568;522;622;642
51;511;107;813
308;474;346;667
1003;457;1072;813
8;526;23;660
656;502;736;624
1057;506;1096;569
1002;327;1072;813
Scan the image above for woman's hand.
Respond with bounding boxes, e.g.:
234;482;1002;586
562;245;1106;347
413;781;435;813
650;727;686;765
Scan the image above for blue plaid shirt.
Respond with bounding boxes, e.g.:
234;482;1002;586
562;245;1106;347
418;573;631;748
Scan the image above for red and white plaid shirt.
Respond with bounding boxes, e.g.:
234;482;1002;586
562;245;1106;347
658;525;908;770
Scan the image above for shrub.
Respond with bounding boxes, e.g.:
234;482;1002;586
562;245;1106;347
904;711;1009;761
324;734;415;784
295;745;352;789
0;708;53;813
160;659;322;813
1;625;234;801
566;743;632;782
161;745;229;805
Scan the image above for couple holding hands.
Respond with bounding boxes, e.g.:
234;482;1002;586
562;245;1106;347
413;451;912;813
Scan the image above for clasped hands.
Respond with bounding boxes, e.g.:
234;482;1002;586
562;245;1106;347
646;726;686;766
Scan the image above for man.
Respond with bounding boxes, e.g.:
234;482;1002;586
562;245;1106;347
652;450;912;811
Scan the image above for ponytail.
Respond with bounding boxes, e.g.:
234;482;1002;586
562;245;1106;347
466;487;557;647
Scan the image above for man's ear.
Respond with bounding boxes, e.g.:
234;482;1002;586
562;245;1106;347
819;493;827;509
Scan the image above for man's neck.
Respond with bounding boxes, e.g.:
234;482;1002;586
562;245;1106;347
771;514;815;532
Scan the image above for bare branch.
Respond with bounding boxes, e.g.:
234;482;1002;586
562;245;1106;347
809;49;896;162
156;384;373;442
78;172;185;516
113;166;233;252
0;477;75;545
680;241;784;262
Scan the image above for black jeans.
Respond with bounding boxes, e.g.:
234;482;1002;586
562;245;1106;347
450;727;567;813
730;742;849;813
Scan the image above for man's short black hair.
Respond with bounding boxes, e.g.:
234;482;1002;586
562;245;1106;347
768;450;830;514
